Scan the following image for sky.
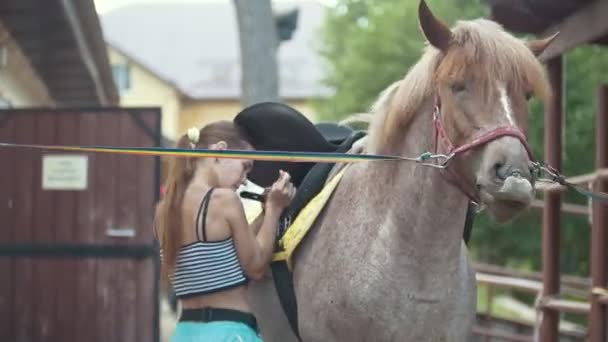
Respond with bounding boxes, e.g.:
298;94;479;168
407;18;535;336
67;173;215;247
94;0;337;14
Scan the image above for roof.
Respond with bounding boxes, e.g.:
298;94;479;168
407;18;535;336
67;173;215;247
0;0;118;106
100;1;332;100
487;0;608;45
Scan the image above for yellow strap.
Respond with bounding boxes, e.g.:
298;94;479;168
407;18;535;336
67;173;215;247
244;168;348;265
272;251;287;262
279;165;350;270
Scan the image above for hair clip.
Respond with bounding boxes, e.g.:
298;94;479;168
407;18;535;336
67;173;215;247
187;127;200;148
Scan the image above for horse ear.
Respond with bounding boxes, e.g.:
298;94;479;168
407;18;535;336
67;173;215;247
418;0;452;51
527;32;559;57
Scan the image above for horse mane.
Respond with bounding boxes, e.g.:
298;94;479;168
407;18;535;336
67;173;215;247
366;18;551;154
337;81;400;130
367;49;440;153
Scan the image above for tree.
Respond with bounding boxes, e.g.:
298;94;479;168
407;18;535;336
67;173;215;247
313;0;485;120
233;0;280;107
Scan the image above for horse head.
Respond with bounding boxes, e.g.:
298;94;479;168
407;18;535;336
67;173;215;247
418;0;557;221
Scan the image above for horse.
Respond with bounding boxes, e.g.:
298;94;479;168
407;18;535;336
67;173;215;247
250;1;556;340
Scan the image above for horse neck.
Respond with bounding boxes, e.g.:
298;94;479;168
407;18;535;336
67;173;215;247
364;98;469;261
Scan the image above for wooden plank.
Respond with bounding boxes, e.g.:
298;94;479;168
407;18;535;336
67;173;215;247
33;113;57;342
115;110;140;341
474;262;590;298
472;326;532;342
74;112;99;342
557;169;608;186
541;297;591;314
476;272;543;293
0;113;15;341
530;199;589;216
0;0;39;12
94;112;119;342
12;114;35;341
474;262;590;288
137;110;160;342
541;57;563;342
54;113;79;341
539;0;608;62
590;84;608;342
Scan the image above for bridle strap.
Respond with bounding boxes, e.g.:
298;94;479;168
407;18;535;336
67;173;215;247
451;127;534;161
432;96;535;203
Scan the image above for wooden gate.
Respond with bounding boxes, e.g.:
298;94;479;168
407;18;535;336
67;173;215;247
0;107;161;342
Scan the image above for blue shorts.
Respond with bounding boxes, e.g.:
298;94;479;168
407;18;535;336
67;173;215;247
171;321;263;342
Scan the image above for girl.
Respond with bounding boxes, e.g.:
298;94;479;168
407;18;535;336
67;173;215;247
155;120;295;341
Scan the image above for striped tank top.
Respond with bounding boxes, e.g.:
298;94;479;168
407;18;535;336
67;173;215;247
165;188;248;298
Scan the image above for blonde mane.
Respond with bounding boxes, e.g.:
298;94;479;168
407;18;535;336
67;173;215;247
367;48;440;153
366;18;551;154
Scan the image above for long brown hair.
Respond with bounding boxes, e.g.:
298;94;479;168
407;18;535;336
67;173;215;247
155;120;251;285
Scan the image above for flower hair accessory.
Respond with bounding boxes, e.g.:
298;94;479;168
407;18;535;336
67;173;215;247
187;127;200;148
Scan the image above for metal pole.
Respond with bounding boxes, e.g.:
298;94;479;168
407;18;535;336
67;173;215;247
540;56;563;342
590;84;608;342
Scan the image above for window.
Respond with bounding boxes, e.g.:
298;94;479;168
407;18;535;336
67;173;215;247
112;64;131;94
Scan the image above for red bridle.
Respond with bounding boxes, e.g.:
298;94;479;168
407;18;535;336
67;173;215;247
432;96;535;204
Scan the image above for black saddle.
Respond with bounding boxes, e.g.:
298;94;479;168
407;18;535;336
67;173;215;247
234;102;359;189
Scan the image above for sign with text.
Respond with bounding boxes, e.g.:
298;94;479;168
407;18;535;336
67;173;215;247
42;154;89;190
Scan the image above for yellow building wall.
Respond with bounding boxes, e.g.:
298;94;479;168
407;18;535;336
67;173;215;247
107;47;180;140
0;21;54;107
178;99;318;137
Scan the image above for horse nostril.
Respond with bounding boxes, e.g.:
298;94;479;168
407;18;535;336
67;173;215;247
493;162;507;180
529;165;537;177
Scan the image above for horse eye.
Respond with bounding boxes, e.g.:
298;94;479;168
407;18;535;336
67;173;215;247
450;82;467;93
525;91;533;100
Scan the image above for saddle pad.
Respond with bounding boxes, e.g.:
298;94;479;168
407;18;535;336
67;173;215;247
272;164;349;270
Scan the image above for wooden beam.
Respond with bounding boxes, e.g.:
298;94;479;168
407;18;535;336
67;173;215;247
472;326;532;342
52;88;96;97
541;298;590;315
541;56;563;342
530;199;589;217
590;84;608;342
44;68;89;79
534;168;608;192
0;0;38;12
474;263;590;290
50;79;94;89
58;0;110;105
476;270;589;299
539;0;608;62
476;273;543;294
560;169;608;186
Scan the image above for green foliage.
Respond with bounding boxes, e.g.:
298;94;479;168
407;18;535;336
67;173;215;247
313;0;486;120
315;0;608;278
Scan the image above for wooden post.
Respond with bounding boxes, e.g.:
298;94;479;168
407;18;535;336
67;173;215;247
540;56;563;342
590;84;608;342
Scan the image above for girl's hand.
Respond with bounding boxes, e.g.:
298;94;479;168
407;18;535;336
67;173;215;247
266;170;295;210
